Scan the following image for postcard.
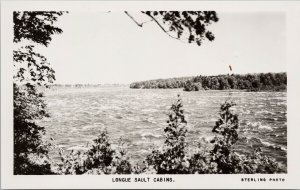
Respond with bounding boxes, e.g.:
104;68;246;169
1;0;300;189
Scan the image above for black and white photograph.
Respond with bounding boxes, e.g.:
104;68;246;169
1;1;300;189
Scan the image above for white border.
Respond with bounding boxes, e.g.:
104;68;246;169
1;1;300;189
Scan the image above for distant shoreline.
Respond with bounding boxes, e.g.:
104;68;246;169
41;85;286;93
129;72;287;92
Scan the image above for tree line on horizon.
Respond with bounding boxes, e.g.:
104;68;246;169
129;72;287;92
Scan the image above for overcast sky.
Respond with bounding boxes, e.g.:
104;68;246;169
38;11;286;84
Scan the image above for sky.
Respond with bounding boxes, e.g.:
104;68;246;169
38;11;286;84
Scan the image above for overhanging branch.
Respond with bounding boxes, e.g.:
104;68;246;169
140;11;193;44
124;11;198;45
125;11;143;27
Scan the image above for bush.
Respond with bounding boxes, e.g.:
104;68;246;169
56;129;133;175
145;95;190;174
238;148;284;174
209;100;240;173
207;100;283;174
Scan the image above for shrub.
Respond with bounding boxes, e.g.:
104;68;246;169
239;148;284;174
146;95;190;174
209;100;240;173
56;129;133;175
112;137;133;174
207;100;284;174
188;141;218;174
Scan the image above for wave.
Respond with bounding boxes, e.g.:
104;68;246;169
240;109;251;114
67;145;89;151
115;115;123;119
81;124;103;130
246;121;273;131
202;136;216;143
242;136;287;152
141;132;162;140
260;140;287;151
124;116;141;122
255;110;275;115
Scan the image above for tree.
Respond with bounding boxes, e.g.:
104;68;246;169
211;77;220;90
209;101;239;173
227;76;237;89
218;77;230;90
14;11;65;46
13;45;55;86
13;11;65;85
13;11;66;174
183;81;203;91
251;79;261;90
208;100;284;174
146;95;189;174
125;11;219;46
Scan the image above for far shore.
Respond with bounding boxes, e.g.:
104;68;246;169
39;85;286;93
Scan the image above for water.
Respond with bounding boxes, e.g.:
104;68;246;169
38;86;287;168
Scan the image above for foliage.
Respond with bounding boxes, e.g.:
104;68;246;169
206;100;283;174
142;11;219;46
13;11;65;174
130;72;287;92
183;81;203;91
130;77;193;89
209;100;240;173
56;130;133;175
239;148;284;174
14;83;54;174
188;142;218;174
14;45;55;86
14;11;65;46
145;95;190;174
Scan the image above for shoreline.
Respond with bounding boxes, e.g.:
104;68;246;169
42;85;286;93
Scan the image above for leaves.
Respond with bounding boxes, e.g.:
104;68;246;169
14;11;66;46
13;11;65;174
142;11;219;46
145;95;190;174
14;46;55;86
55;130;133;175
14;84;53;174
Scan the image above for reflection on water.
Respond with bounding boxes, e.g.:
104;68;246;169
37;86;287;168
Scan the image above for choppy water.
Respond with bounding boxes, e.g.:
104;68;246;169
38;86;287;168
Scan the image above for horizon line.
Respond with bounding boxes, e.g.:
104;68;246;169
52;71;287;85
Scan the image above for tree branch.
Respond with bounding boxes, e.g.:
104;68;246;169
125;11;199;45
141;12;193;44
124;11;143;27
141;12;177;39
